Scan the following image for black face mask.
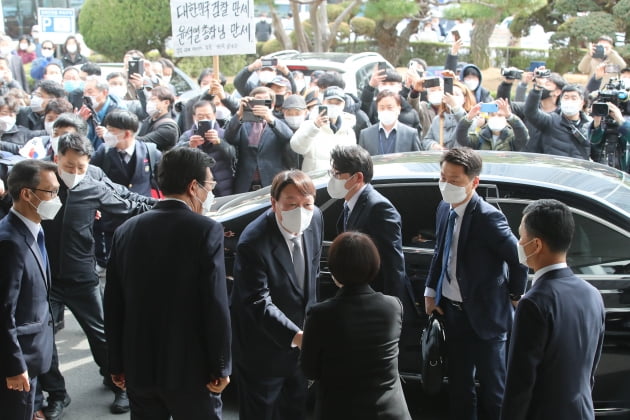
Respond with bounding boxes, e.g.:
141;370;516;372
275;94;284;108
541;88;553;100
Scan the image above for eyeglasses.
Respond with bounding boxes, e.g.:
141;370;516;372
199;180;217;191
327;169;351;180
42;47;54;51
31;188;59;198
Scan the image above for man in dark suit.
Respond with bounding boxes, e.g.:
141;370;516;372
90;109;161;267
359;91;421;156
500;199;605;420
0;159;58;419
255;13;273;42
231;170;323;420
424;148;528;420
39;133;156;418
92;110;161;198
329;145;416;310
104;147;231;419
224;86;295;193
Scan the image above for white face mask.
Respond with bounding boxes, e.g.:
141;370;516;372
622;78;630;89
162;75;171;85
66;44;77;54
279;206;314;235
464;78;479;91
0;115;16;131
103;131;121;148
327;174;353;199
326;105;343;121
44;121;54;135
195;183;214;214
439;180;468;204
487;116;507;132
85;95;99;108
517;238;536;266
285;115;305;130
448;95;465;110
215;105;231;121
258;71;275;85
41;48;54;58
19;43;28;51
109;85;127;99
0;46;12;57
30;195;63;220
427;91;444;106
378;110;398;126
30;95;44;112
560;100;581;117
146;100;160;117
59;169;85;189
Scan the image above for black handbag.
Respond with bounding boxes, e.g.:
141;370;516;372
421;313;447;395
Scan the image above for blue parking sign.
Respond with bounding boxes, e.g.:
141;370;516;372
38;8;76;44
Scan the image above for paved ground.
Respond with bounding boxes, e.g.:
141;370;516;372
53;309;446;419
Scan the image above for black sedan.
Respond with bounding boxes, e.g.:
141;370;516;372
211;151;630;417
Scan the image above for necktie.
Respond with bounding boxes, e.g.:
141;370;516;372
291;236;305;291
343;203;350;231
119;150;129;165
37;228;48;270
247;122;265;147
435;209;457;304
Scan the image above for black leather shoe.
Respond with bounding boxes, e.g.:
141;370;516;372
42;400;65;420
110;389;130;414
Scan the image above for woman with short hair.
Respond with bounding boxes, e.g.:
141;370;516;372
301;231;412;420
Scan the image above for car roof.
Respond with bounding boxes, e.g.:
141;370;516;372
270;50;387;73
213;151;630;221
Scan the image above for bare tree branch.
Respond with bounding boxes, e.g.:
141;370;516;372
326;0;363;50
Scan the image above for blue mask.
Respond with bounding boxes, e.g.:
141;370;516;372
63;80;84;93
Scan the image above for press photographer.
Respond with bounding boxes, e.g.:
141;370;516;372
589;80;630;172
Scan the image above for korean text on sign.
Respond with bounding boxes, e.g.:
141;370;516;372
170;0;256;57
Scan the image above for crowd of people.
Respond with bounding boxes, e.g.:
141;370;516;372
0;25;617;420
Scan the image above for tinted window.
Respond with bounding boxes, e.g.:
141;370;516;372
355;63;375;99
498;201;630;275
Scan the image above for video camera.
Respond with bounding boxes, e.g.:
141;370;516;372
591;78;630;120
501;68;523;80
534;68;551;78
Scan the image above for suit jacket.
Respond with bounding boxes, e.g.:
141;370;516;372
500;267;605;420
42;165;156;279
358;123;421;156
104;200;231;390
337;185;408;300
224;115;296;193
425;193;528;340
301;284;411;420
0;211;53;378
91;141;160;197
231;209;323;376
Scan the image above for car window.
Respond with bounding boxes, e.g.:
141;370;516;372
498;201;630;275
355;63;376;99
170;70;193;96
